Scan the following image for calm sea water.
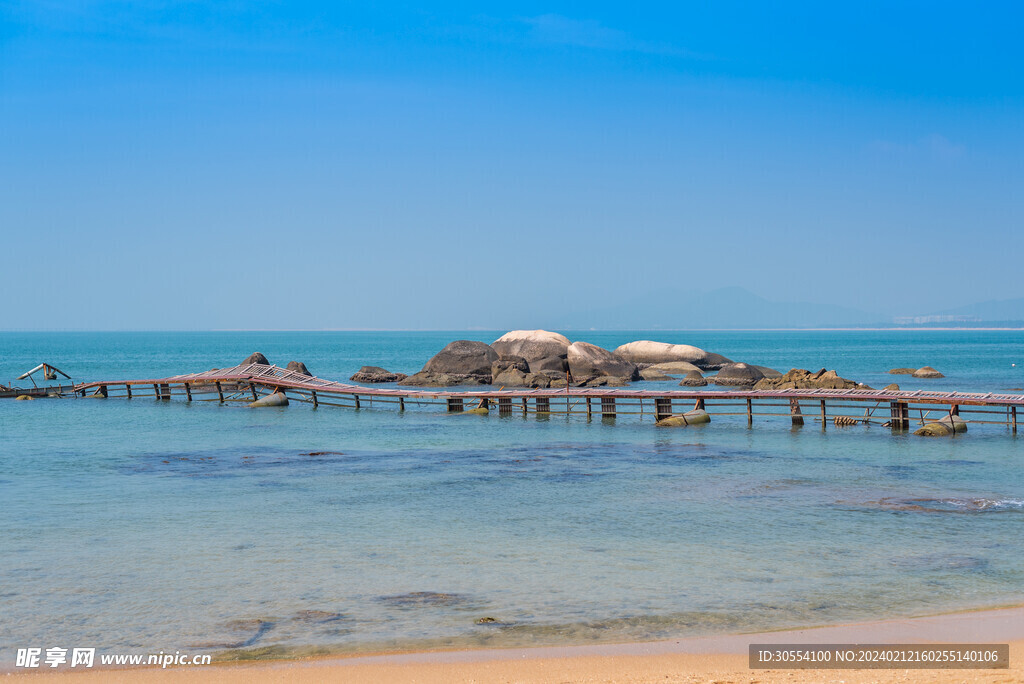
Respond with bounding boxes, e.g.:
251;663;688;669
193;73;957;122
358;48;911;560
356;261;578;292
1;331;1023;662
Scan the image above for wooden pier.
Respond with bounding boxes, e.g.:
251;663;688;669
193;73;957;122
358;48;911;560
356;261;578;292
68;363;1024;433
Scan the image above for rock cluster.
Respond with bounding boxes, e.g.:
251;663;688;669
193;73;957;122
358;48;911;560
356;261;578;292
912;366;944;378
753;368;860;391
361;329;753;388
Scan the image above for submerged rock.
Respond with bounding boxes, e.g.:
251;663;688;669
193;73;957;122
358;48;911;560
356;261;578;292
350;366;408;383
913;366;945;378
884;383;900;391
888;368;916;375
15;394;34;400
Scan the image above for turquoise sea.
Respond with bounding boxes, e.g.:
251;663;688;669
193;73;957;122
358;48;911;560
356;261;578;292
1;331;1023;663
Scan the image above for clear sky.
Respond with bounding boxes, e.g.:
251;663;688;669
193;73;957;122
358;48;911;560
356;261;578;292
2;2;1022;330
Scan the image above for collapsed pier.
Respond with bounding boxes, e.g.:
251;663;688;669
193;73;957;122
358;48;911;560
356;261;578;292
69;363;1024;433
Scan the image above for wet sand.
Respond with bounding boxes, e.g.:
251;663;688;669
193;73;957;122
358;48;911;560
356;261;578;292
13;605;1024;682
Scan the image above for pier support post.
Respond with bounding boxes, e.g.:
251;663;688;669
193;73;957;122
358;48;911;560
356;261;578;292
889;401;910;430
354;395;361;409
312;390;318;408
250;384;258;401
655;397;672;422
820;400;827;430
522;398;528;415
1013;406;1018;435
536;397;550;413
601;397;616;417
216;382;224;403
184;383;192;401
159;383;171;400
746;398;752;427
586;397;592;419
398;396;404;411
790;399;804;426
447;397;463;412
125;384;132;399
499;397;512;415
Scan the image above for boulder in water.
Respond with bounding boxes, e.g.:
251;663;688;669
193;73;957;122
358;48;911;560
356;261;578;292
639;367;674;381
567;342;638;382
884;383;900;391
614;340;710;365
399;340;497;386
679;370;708;387
753;368;859;391
889;368;916;375
242;352;270;366
350;366;408;383
710;363;765;387
912;366;944;378
647;361;702;375
286;361;312;376
491;330;570;363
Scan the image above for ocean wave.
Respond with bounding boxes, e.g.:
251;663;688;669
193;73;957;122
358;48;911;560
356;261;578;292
860;497;1024;514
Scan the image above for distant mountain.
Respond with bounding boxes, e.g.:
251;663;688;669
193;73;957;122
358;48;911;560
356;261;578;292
549;287;881;329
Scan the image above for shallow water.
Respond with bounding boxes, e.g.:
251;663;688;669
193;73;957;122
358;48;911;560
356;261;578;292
1;331;1022;661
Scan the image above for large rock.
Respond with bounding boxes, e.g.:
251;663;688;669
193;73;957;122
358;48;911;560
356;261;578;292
350;366;408;383
286;361;312;376
398;371;487;387
492;355;530;379
491;330;570;363
679;370;707;387
242;352;269;366
420;340;498;381
492;368;530;387
889;368;917;375
710;363;765;387
647;361;702;375
752;365;783;379
702;353;733;370
529;355;569;374
614;341;717;367
639;367;674;381
753;368;859;391
912;366;944;378
567;342;638;382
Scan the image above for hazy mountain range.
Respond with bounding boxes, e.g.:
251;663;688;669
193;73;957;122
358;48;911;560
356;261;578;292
547;287;1024;329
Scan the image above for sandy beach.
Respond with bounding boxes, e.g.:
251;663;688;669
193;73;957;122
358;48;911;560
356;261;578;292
14;605;1024;683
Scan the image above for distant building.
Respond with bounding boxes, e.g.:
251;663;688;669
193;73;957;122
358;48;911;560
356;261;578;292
892;314;983;325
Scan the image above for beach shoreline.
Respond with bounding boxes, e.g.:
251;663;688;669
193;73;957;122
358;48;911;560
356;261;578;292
12;604;1024;682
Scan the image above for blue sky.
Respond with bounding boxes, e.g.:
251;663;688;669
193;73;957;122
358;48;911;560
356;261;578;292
2;2;1022;330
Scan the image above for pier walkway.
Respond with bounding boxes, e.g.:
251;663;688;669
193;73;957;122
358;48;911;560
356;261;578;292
71;363;1024;432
